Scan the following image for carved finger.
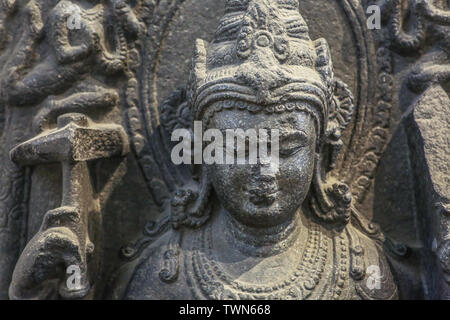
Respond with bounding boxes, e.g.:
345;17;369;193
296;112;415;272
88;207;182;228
41;207;81;232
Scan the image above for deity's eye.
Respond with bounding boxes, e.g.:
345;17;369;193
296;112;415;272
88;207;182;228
224;136;252;158
279;130;309;157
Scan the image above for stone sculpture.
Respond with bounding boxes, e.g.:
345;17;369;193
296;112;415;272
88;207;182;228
0;0;448;300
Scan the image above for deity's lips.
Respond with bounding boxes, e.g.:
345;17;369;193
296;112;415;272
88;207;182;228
248;192;278;207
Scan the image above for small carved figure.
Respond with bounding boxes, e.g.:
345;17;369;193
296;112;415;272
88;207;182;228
1;0;138;109
408;0;450;92
2;0;138;299
376;0;449;89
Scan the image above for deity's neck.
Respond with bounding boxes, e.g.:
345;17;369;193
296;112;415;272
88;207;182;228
222;209;302;258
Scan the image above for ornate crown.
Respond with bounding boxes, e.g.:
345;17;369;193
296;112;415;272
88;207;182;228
189;0;336;142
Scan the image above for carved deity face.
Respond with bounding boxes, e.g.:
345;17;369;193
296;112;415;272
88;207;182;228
206;105;317;228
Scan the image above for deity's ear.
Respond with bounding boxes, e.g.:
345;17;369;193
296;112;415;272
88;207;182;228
157;168;213;284
169;168;212;230
308;156;353;227
325;78;355;170
308;39;355;227
312;38;355;170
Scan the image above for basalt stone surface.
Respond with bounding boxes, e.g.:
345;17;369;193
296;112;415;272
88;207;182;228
0;0;448;300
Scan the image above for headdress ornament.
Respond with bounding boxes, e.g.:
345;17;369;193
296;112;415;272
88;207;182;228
189;0;337;142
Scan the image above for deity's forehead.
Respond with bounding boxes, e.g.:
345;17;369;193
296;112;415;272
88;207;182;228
202;100;321;138
207;107;316;134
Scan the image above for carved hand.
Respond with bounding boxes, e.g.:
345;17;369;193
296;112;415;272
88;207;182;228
113;0;141;36
8;114;129;300
61;32;100;64
9;207;92;300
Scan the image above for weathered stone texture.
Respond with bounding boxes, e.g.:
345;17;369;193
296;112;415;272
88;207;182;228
0;0;448;300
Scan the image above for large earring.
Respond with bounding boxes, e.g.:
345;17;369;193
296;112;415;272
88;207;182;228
308;39;355;227
158;168;212;283
170;168;213;229
308;154;352;227
120;168;212;284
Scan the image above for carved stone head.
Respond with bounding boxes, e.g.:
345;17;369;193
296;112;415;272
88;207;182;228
188;0;355;229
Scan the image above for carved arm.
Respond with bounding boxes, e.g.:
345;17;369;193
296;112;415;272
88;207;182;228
50;10;93;65
9;113;129;299
114;0;143;37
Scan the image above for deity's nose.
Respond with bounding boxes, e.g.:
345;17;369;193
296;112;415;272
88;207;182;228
249;161;279;185
247;163;279;206
253;155;279;177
